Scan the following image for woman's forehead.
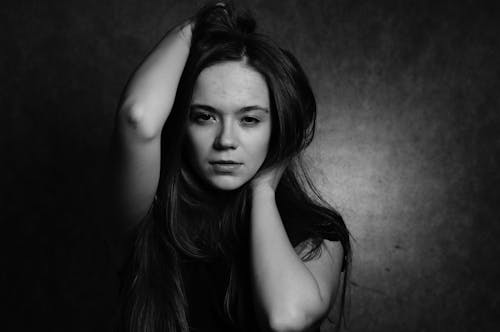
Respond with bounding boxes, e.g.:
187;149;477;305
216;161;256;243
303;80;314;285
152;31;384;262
191;61;270;111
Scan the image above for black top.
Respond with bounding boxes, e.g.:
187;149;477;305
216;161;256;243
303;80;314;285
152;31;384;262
181;257;247;332
180;225;341;332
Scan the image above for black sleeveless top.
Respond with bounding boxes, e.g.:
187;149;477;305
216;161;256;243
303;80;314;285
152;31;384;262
179;223;341;332
153;177;345;331
181;257;246;332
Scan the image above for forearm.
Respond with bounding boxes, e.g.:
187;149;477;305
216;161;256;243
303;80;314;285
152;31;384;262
118;22;192;138
250;187;325;331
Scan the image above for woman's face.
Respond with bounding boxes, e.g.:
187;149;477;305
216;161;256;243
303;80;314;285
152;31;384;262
186;60;272;191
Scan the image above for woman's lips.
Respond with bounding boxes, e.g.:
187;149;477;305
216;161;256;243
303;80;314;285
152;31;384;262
209;161;242;172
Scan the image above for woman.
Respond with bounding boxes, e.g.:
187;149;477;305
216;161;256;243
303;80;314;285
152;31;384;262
110;2;351;331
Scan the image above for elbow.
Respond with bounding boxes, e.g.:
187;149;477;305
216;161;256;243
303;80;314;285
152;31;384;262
265;296;328;332
267;309;318;332
119;103;162;140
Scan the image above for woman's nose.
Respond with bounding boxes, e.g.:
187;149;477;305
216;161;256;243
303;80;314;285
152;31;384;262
214;121;238;150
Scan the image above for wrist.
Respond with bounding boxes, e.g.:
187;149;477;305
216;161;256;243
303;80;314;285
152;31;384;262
251;183;276;198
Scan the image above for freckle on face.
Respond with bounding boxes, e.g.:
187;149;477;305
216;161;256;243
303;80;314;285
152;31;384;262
186;60;272;191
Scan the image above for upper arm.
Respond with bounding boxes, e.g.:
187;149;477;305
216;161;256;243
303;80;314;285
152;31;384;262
296;239;344;314
111;106;162;230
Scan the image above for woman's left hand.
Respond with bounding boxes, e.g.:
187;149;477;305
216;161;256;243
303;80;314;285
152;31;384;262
250;162;288;193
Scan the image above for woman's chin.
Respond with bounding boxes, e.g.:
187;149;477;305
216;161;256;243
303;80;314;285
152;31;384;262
207;175;247;191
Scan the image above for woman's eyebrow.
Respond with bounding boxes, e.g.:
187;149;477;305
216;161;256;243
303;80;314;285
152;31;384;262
239;106;269;113
190;104;216;112
190;104;269;114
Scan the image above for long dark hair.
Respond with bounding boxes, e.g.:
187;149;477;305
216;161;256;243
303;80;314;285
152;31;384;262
119;2;351;331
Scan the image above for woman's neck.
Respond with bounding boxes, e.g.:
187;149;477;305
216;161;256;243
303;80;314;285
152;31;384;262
177;166;251;260
179;166;234;211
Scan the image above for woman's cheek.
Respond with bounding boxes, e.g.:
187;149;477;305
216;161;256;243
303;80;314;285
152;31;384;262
189;128;212;158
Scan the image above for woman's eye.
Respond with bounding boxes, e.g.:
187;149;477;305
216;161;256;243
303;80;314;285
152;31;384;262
193;113;215;123
241;117;260;125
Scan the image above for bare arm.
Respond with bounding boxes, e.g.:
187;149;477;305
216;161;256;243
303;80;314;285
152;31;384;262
109;22;192;256
250;170;344;332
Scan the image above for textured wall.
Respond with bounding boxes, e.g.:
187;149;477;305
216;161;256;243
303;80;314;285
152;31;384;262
3;0;499;331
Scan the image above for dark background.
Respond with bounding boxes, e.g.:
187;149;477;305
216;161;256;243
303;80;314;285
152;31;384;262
3;0;499;331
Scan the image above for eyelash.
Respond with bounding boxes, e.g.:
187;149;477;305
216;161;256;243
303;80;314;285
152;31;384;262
241;116;260;126
193;113;215;123
191;113;261;126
